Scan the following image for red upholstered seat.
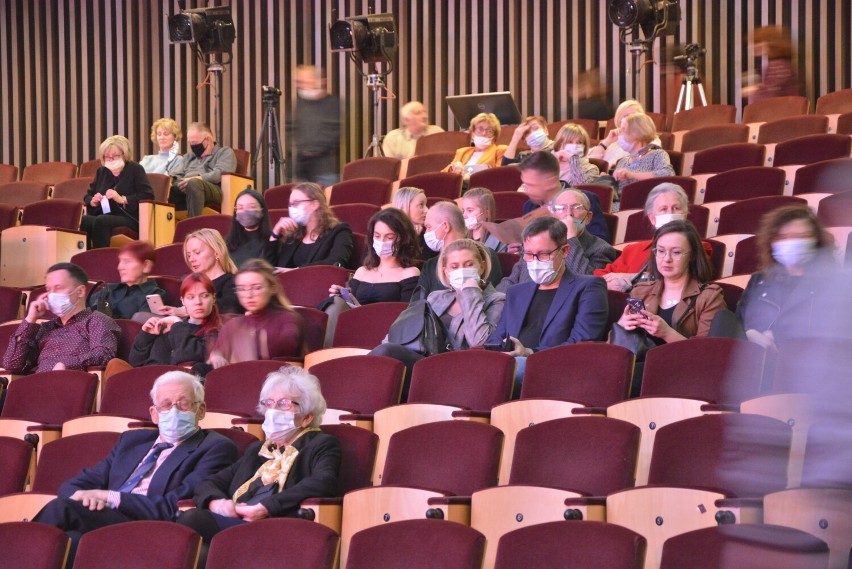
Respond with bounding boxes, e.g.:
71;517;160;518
276;265;350;307
690;143;766;175
468;165;522;193
414;131;471;155
172;214;232;244
331;302;407;349
404;151;456;177
757;115;829;144
703;166;786;203
670;104;737;132
0;438;35;497
792;157;852;195
717;196;806;235
21;161;77;185
310;355;404;414
680;124;750;153
330;202;380;234
0;521;70;569
207;518;338;569
620;176;697;210
342;156;401;182
773;135;852;168
328;177;392;207
74;521;200;569
398;171;463;200
743;95;810;123
31;432;120;493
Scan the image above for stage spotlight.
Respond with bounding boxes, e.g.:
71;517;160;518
168;5;235;55
329;13;397;64
608;0;680;39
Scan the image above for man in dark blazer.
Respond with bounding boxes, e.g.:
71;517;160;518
34;371;237;558
488;216;609;385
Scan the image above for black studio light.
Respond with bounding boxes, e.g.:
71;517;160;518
608;0;680;39
168;5;235;55
329;13;397;64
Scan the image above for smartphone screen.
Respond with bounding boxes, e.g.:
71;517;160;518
626;298;646;314
339;288;360;308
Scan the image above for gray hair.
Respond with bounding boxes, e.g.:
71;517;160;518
553;189;590;211
150;371;205;405
429;201;466;233
257;366;327;426
644;183;689;215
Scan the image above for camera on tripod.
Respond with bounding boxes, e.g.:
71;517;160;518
674;43;706;66
262;85;282;97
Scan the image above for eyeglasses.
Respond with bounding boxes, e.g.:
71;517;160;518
235;284;268;296
103;154;122;161
547;204;587;215
473;127;495;135
654;248;688;260
183;293;213;302
289;199;317;207
259;398;301;411
522;247;562;262
154;399;199;413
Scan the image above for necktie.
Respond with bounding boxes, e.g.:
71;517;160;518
117;442;173;493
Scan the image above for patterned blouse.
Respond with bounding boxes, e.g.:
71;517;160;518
613;146;675;194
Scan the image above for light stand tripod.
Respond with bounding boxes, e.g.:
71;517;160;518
206;61;225;144
627;37;653;103
675;46;708;113
251;86;286;189
363;70;386;157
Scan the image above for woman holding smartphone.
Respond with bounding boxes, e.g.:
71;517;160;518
87;241;166;319
129;272;222;376
321;208;420;346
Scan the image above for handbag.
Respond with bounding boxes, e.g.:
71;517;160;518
610;323;656;362
386;287;448;356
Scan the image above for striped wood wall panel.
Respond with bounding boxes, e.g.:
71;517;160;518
0;0;849;189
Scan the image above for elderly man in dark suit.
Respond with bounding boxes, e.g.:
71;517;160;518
488;216;609;387
34;370;237;558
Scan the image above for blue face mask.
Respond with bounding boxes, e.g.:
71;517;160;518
157;408;198;442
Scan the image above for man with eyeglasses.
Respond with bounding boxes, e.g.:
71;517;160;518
488;216;608;386
33;371;237;560
517;151;611;244
170;121;238;218
497;189;620;292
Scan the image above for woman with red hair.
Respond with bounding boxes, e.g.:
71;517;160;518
87;240;166;319
129;272;223;376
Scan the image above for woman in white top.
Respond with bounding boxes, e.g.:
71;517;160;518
588;99;661;167
139;118;185;176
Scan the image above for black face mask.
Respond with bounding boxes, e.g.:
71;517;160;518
190;141;206;158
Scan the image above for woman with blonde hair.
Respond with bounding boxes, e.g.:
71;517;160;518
611;113;674;195
461;187;506;252
392;186;434;263
80;135;154;248
272;182;353;270
551;123;600;186
588;99;660;165
208;259;304;367
445;112;508;175
139;118;184;175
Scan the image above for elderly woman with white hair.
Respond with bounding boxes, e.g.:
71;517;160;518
177;366;340;548
80;134;155;248
593;182;712;292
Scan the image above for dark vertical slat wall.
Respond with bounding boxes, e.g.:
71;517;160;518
0;0;849;186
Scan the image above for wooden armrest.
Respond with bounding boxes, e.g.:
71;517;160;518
700;403;740;412
300;497;344;507
127;420;157;429
26;424;61;432
230;417;262;426
427;496;471;506
450;410;491;420
571;407;607;415
564;496;606;507
338;413;373;422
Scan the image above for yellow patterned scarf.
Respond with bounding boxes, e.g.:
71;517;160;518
232;428;320;503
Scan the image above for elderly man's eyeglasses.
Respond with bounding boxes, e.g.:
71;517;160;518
654;248;687;260
154;399;199;413
235;285;267;296
547;204;587;215
522;248;562;262
260;398;301;411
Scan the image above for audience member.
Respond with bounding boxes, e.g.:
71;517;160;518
177;366;339;565
594;183;712;291
225;188;279;266
33;371;237;562
734;206;834;350
610;112;674;196
488;217;608;384
744;26;801;104
615;220;724;345
501;115;554;165
80;135;154;248
518;151;611;243
129;272;223;377
171;122;237;218
161;229;240;315
3;263;119;373
382;101;444;159
462;187;507;253
208;260;304;367
372;239;505;398
289;65;340;187
417;201;502;294
392;186;435;263
87;241;166;319
497;189;619;291
576;68;614;121
588;99;658;165
139;118;185;176
551;122;600;186
445;112;508;176
272;182;353;270
322;208;420;346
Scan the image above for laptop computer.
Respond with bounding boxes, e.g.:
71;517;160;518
446;91;522;129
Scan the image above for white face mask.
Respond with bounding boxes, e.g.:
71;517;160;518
527;259;559;285
288;206;309;226
653;212;686;229
772;237;818;268
526;130;548;149
47;292;77;317
423;224;445;252
448;267;480;290
104;158;125;175
472;135;493;149
464;215;480;230
373;239;395;258
563;143;585;157
262;408;298;441
617;134;633;151
157;408;198;443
